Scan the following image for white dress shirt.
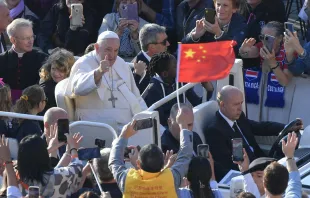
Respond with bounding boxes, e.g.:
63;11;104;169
219;110;253;152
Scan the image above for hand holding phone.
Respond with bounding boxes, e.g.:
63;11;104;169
133;118;153;131
204;8;216;24
262;34;275;53
57;119;69;142
284;22;294;34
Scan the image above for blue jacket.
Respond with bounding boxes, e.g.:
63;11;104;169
288;42;310;76
182;13;247;56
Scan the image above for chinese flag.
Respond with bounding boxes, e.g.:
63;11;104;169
177;41;236;82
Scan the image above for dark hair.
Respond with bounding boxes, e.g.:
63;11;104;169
14;85;45;123
262;21;285;37
93;148;114;182
237;192;256;198
138;144;164;173
263;162;289;195
17;135;52;186
148;52;175;77
40;48;75;82
79;191;100;198
187;157;214;198
85;43;95;54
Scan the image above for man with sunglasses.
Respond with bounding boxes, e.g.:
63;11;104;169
0;18;47;102
132;23;170;94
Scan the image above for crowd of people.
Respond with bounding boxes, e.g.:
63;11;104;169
0;0;309;197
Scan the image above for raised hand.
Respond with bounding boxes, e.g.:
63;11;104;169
204;17;222;37
282;132;298;158
47;124;66;154
191;19;208;40
0;135;10;163
260;47;277;69
116;18;128;37
233;148;250;173
134;61;147;76
99;55;111;74
240;38;256;54
120;120;137;139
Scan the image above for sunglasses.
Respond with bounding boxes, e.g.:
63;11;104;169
150;38;168;46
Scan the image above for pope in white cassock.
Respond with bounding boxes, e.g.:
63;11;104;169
66;31;147;130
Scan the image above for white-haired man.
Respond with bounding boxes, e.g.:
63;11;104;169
0;18;47;102
66;31;147;131
0;1;12;53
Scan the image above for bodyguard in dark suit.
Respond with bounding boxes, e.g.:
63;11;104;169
204;85;288;181
131;24;170;94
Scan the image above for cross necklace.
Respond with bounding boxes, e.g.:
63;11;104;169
103;69;118;108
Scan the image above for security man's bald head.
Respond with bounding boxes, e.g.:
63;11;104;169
43;107;68;128
217;85;243;121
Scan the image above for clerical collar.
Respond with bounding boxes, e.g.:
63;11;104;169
142;51;151;61
12;46;25;58
219;110;235;128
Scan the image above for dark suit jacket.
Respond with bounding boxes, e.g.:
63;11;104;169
0;33;7;53
161;129;203;154
132;51;151;94
203;111;285;180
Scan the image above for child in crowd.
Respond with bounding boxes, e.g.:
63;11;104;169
12;85;46;142
0;79;12;137
143;52;213;127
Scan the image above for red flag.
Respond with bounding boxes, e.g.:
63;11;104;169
177;41;236;82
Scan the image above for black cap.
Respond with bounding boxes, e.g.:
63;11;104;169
242;157;277;175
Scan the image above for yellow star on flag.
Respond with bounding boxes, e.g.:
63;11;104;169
184;49;196;58
203;50;207;53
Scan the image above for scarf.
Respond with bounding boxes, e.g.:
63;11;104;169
244;68;285;108
10;0;25;19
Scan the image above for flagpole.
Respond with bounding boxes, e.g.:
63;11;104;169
176;43;181;110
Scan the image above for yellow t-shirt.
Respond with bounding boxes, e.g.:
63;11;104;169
123;168;177;198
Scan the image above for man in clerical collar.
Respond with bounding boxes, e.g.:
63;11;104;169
161;103;203;155
0;2;12;53
0;18;48;102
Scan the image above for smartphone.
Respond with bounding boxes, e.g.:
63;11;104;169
28;186;40;198
197;144;209;158
134;118;153;131
57;119;69;142
263;34;275;53
284;22;294;34
232;138;243;161
78;147;101;161
95;139;105;148
124;145;141;158
204;8;216;24
119;3;139;22
70;3;83;27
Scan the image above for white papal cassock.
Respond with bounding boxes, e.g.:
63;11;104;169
65;51;147;130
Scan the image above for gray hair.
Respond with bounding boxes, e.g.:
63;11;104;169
139;24;166;52
169;103;193;121
92;148;114;182
6;18;33;37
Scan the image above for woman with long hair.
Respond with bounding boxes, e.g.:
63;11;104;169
0;80;12;137
12;85;46;142
180;154;223;198
39;48;75;113
17;132;83;197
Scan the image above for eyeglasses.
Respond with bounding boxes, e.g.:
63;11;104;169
150;38;168;46
14;35;36;41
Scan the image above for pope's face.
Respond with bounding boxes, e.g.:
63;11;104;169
97;38;120;66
